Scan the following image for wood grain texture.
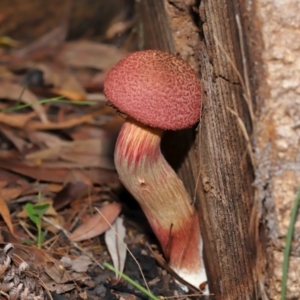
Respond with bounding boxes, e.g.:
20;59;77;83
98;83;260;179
135;0;175;52
196;1;256;299
136;0;257;299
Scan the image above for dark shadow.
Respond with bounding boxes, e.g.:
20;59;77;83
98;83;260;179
161;127;197;172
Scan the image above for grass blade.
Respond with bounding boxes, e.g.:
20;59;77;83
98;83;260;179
281;187;300;300
0;97;95;114
103;262;159;300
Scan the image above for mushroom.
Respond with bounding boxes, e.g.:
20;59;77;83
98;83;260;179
104;50;207;291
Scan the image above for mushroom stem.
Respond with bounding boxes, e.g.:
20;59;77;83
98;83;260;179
115;118;207;290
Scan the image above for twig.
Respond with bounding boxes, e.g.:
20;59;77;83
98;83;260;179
42;216;104;270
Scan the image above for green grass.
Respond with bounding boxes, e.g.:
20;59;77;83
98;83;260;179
0;96;95;114
281;187;300;300
103;262;160;300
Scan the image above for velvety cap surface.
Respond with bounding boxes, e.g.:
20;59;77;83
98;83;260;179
104;50;202;130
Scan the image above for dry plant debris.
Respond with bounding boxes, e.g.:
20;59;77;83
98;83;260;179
0;243;45;299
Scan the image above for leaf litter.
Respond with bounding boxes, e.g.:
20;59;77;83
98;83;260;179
0;1;202;299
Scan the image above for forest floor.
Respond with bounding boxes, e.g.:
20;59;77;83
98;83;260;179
0;1;207;299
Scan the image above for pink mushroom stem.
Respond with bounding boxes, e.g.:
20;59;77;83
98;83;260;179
115;118;206;289
104;49;208;291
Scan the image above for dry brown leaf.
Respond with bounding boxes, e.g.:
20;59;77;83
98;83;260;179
56;41;126;70
70;191;107;210
0;111;37;128
50;88;86;101
59;138;114;169
22;161;109;169
0;126;31;152
0;111;97;130
28;62;86;98
0;158;119;185
0;159;72;182
87;70;109;90
0;242;73;284
26;130;65;148
53;181;90;210
5;182;62;199
25;112;96;130
0;181;7;189
68;125;109;140
13;25;68;59
105;19;134;40
104;217;127;279
68;109;124;138
0;81;48;122
0;169;23;185
0;185;27;201
102;117;125;136
68;67;97;91
25;138;115;170
0;193;14;234
53;170;93;210
64;169;93;186
0;66;15;80
69;202;122;242
25;182;63;195
24;146;64;162
0;149;18;160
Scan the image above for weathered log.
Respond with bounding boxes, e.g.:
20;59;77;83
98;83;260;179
137;0;300;299
136;1;256;299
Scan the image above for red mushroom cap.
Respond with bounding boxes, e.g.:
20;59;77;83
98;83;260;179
104;50;202;130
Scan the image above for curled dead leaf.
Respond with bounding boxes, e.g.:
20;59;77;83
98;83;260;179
0;193;14;234
69;202;122;242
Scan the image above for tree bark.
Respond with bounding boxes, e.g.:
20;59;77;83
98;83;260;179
136;1;257;299
195;1;256;299
247;0;300;299
137;0;300;297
